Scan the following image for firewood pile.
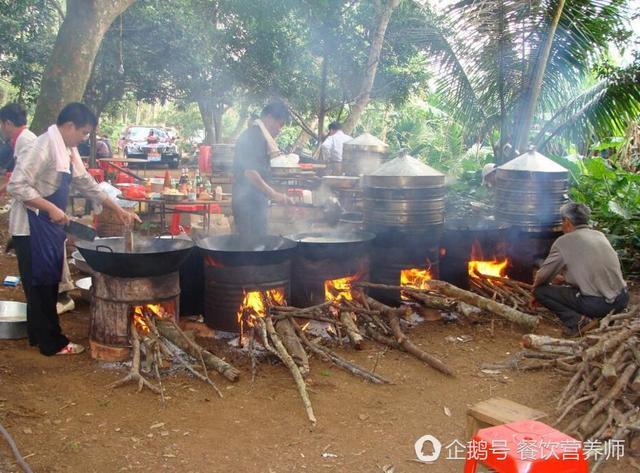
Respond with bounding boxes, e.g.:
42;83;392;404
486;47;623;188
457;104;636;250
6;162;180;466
234;278;545;425
109;305;240;402
468;272;561;325
488;307;640;471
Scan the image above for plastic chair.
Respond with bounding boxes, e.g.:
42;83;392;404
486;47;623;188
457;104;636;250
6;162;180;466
463;420;588;473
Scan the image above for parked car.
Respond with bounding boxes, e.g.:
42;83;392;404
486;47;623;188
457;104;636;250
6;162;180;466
123;125;180;168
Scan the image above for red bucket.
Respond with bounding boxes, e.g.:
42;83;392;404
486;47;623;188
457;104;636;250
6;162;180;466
198;145;212;174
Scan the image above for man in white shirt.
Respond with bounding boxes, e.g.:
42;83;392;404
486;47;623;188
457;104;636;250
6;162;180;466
320;122;352;175
8;102;138;356
0;103;76;316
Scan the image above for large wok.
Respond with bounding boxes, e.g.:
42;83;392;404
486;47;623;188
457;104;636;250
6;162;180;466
75;236;194;278
284;230;375;260
197;235;297;266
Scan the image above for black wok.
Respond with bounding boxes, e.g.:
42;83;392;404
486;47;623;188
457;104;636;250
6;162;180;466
197;235;297;266
284;230;375;261
75;236;194;278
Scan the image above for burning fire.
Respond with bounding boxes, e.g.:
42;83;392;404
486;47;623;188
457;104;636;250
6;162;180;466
131;303;170;335
236;288;286;340
400;268;432;289
467;240;509;278
324;274;360;302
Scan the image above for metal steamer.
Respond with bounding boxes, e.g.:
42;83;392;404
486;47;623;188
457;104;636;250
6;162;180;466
363;153;445;238
342;133;389;177
495;148;569;282
363;152;446;304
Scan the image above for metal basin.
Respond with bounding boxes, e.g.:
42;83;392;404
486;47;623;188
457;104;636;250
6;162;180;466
75;277;92;302
0;301;27;339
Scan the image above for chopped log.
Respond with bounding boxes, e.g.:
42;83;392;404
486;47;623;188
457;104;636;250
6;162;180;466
275;318;310;377
601;342;629;384
109;321;162;394
339;311;364;350
403;289;455;311
262;317;316;425
156;320;240;382
578;364;637;433
584;327;639;361
633;370;640;392
386;312;454;376
522;334;578;355
289;318;391;384
426;280;539;330
365;326;402;350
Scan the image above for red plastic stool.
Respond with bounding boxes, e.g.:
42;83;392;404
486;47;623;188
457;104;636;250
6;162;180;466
169;204;205;235
169;203;222;235
464;420;588;473
87;168;104;183
115;172;134;184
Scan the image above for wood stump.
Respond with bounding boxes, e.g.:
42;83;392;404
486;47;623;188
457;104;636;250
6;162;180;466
90;271;180;361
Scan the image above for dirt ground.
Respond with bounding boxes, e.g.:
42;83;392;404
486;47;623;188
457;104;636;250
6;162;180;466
0;200;637;472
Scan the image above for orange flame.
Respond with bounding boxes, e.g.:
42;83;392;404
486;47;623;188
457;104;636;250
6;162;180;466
468;259;509;278
132;306;151;334
400;267;432;300
236;288;286;340
400;268;432;290
324;274;360;302
467;239;509;279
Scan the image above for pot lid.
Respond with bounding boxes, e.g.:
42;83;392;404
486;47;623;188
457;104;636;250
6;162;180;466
498;147;568;173
368;151;444;177
344;132;389;149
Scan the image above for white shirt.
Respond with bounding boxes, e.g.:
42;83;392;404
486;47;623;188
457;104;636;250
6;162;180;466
320;130;352;163
8;129;37;236
8;131;108;236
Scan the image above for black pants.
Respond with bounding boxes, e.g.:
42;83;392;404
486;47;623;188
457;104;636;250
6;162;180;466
13;236;69;356
534;284;629;330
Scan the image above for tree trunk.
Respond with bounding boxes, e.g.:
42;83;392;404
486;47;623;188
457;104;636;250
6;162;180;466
31;0;135;134
212;106;224;144
318;44;329;139
229;102;249;142
293;118;318;151
342;0;400;135
198;100;215;145
513;0;566;154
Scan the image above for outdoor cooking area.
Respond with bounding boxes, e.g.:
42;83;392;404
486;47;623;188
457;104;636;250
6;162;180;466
1;1;639;471
1;135;638;472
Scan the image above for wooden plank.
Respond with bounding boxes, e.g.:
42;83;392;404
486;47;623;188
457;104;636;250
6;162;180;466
466;397;547;438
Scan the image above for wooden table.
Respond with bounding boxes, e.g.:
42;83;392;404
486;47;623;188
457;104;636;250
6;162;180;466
121;197;227;233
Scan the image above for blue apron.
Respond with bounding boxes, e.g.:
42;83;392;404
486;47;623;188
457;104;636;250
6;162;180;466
27;171;72;286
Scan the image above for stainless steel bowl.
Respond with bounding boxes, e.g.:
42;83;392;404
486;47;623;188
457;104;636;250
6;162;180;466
0;301;27;339
75;277;92;303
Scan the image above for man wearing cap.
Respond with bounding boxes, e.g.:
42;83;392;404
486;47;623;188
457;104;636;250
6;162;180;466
532;202;628;337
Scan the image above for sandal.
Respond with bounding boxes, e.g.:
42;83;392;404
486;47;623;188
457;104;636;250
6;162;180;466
55;342;85;356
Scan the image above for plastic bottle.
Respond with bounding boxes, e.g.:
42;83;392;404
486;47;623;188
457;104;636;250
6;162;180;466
214;185;223;201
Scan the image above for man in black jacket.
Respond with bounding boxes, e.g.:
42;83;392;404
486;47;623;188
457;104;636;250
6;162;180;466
232;102;293;236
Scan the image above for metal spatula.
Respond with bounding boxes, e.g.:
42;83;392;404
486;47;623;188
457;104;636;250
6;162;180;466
64;220;97;241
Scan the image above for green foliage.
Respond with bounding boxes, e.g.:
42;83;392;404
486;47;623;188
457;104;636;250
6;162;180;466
0;0;60;104
562;156;640;275
404;0;639;159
